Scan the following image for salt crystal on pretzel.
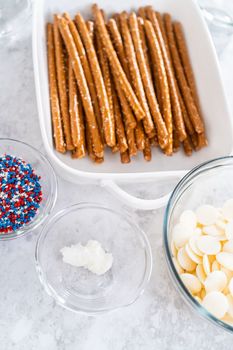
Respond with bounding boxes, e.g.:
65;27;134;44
75;13;116;147
92;4;145;122
129;12;168;149
144;20;173;155
146;8;186;143
54;15;74;150
47;23;66;154
68;58;86;158
58;16;103;158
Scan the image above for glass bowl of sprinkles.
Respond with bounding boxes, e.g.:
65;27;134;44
0;139;57;240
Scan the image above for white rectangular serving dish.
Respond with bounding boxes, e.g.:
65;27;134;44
32;0;233;210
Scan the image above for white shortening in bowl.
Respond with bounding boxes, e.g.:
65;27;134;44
32;0;233;210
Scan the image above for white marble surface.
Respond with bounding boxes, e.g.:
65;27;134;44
1;6;233;350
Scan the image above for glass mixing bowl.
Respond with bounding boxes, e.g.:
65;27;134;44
0;138;57;240
35;203;152;315
164;156;233;333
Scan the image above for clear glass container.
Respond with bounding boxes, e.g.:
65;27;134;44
35;203;152;315
164;156;233;333
0;138;57;240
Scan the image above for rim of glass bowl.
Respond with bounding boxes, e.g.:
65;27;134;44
164;156;233;333
35;202;153;315
0;138;58;241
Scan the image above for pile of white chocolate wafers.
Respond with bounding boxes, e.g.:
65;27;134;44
47;4;208;164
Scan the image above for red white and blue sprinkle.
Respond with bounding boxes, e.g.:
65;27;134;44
0;154;42;234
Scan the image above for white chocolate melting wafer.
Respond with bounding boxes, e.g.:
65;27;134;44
197;236;221;255
185;243;202;264
196;205;219;226
204;271;227;293
173;222;194;249
189;236;203;257
180;273;202;294
217;252;233;271
177;247;196;272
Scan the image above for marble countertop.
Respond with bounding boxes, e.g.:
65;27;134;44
1;6;233;350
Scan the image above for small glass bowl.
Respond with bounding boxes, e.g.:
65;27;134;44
164;156;233;333
35;203;152;315
0;138;57;240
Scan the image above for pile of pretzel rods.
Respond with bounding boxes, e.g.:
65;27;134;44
47;4;207;164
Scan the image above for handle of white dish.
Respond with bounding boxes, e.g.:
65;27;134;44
102;173;186;211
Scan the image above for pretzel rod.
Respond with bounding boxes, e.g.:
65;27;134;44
119;12;155;136
196;133;207;150
63;13;104;144
135;121;145;151
112;144;119;153
86;20;94;40
53;15;73;150
173;22;208;148
160;16;204;134
173;22;200;111
92;5;145;121
146;9;186;143
137;9;163;112
129;13;168;149
166;19;204;135
173;127;180;153
183;135;193;156
107;19;130;78
137;17;153;86
144;20;173;155
127;128;137;156
120;150;131;163
177;88;194;136
47;23;66;154
143;137;152;161
95;157;104;163
75;13;115;147
95;27;114;122
113;72;136;129
48;23;67;150
68;58;86;158
58;17;104;158
112;82;128;153
113;13;121;30
150;134;158;147
138;7;147;19
157;11;189;144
